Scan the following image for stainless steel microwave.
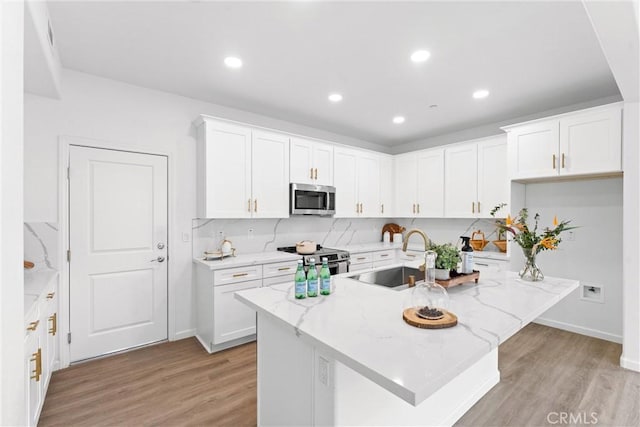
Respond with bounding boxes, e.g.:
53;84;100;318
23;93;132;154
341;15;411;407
290;183;336;216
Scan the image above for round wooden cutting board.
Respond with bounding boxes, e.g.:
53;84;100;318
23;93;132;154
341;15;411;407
402;307;458;329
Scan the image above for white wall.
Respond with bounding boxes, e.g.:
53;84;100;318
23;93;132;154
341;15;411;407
24;69;385;338
521;178;623;343
0;0;25;424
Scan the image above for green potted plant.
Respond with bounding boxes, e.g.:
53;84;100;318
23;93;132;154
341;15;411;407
430;243;461;280
490;203;508;252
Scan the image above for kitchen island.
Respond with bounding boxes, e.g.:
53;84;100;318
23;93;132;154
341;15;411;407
235;268;579;426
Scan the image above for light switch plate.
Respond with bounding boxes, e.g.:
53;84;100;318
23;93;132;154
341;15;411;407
182;232;190;242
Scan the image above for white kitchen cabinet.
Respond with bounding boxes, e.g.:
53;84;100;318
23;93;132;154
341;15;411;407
214;279;261;344
379;155;394;217
252;130;290;218
395;148;444;217
334;147;382;218
504;103;621;180
25;311;42;427
195;117;290;218
290;138;334;186
444;136;508;218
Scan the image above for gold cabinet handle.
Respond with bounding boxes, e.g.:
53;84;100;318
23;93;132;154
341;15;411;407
412;204;416;214
561;153;565;168
30;348;42;382
356;203;359;213
417;204;420;214
380;254;389;257
314;168;318;180
46;292;55;299
406;254;416;258
360;203;363;213
232;272;249;278
26;320;39;332
553;154;556;169
49;313;57;336
254;199;258;213
356;257;367;261
248;199;252;212
477;201;481;213
277;267;291;271
310;167;314;179
381;204;384;214
472;202;475;214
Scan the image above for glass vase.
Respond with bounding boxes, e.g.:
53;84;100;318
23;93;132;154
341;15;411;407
520;247;544;281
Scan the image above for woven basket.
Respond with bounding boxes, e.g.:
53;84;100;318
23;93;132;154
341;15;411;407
470;230;488;251
492;240;507;253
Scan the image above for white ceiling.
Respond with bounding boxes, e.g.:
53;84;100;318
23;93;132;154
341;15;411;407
47;1;620;146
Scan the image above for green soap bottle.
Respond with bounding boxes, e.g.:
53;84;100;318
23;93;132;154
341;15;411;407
294;260;306;299
320;257;331;295
307;258;318;297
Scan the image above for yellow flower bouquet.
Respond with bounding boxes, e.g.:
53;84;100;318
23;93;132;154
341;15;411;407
496;208;576;281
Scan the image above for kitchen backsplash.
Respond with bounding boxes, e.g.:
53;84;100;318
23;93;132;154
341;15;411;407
24;222;59;271
192;216;503;256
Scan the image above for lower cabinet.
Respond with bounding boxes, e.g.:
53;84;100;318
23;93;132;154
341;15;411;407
213;279;261;344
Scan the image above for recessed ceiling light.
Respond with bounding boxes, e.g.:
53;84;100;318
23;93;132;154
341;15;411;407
224;56;243;69
328;93;343;103
410;50;431;63
393;116;406;124
473;89;490;99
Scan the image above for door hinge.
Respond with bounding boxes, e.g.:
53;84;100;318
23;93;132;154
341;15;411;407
67;250;71;262
67;332;72;344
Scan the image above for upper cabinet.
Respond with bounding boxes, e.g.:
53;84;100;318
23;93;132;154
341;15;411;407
290;138;334;186
504;104;622;181
379;155;394;217
444;136;508;218
334;147;385;218
24;1;62;98
395;148;444;218
195;117;290;218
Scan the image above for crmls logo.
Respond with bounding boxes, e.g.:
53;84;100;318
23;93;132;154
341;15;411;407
547;411;599;424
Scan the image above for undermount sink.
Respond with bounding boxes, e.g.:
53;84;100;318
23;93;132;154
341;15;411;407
347;266;422;291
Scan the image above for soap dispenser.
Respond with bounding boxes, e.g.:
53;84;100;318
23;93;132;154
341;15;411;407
460;236;474;274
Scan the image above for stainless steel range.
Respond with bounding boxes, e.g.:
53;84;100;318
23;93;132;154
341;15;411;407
277;245;350;275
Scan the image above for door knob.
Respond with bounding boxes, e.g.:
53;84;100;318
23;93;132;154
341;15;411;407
151;256;165;263
157;243;165;249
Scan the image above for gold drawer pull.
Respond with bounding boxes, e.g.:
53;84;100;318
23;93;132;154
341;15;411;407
477;201;481;212
46;292;55;299
30;348;42;382
314;168;318;180
278;267;291;271
232;272;249;278
254;199;258;213
356;257;367;261
49;313;57;336
407;254;416;258
417;204;420;214
380;254;389;257
26;320;39;332
472;202;475;214
381;204;384;214
561;153;566;168
310;167;314;179
412;204;416;214
552;154;556;169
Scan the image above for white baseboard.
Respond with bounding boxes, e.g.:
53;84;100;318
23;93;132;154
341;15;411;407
620;355;640;372
534;317;622;344
174;328;196;341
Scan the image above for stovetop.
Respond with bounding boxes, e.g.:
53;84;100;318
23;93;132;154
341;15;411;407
277;245;350;264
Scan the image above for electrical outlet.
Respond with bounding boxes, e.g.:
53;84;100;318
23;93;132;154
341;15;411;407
248;228;254;239
217;231;224;241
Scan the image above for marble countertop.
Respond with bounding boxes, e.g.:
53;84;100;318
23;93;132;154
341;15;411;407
193;251;302;271
236;270;578;406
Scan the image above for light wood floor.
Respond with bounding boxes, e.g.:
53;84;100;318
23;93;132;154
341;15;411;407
40;324;640;427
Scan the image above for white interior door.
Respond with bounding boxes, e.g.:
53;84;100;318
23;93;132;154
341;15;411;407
69;146;168;362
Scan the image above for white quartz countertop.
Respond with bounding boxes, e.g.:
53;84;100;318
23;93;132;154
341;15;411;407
193;251;302;271
24;268;58;317
236;270;578;406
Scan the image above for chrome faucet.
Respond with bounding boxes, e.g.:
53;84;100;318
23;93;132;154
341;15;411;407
402;229;431;273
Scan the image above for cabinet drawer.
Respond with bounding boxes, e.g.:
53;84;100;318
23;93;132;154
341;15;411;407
263;274;295;287
397;250;422;261
263;260;300;279
350;252;373;265
373;250;395;263
213;265;262;285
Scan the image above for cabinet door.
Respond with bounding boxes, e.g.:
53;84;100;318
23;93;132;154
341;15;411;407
507;119;559;180
394;154;417;217
416;148;444;217
379;155;394;217
290;138;314;185
312;141;334;186
45;290;58;378
357;153;380;217
444;143;478;218
25;329;42;427
477;136;508;217
559;107;622;176
334;147;359;217
252;131;290;218
203;120;252;218
213;279;260;344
